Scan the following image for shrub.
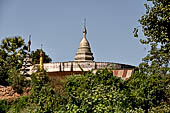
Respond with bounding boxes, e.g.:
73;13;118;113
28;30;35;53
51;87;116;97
8;67;30;94
29;69;67;113
63;69;131;112
0;99;10;113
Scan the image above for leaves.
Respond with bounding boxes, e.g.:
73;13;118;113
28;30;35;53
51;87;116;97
64;69;131;112
31;49;52;64
0;36;27;86
134;0;170;75
133;28;138;38
29;69;66;113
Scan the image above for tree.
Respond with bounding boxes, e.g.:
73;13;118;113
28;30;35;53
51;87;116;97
29;69;66;113
31;49;52;64
132;0;170;112
134;0;170;74
127;71;170;112
0;36;27;86
8;67;29;94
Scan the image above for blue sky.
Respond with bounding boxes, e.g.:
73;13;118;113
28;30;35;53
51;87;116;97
0;0;148;66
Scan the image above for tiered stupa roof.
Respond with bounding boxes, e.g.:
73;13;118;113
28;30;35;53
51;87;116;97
74;26;94;62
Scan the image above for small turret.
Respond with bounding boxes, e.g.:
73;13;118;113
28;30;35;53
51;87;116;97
22;35;32;76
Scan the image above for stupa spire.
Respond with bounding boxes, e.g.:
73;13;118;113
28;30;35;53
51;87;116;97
83;18;87;37
74;19;94;62
28;35;31;52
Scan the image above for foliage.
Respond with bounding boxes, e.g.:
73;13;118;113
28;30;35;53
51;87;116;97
132;1;170;112
132;1;170;111
127;71;170;112
8;96;29;113
63;69;129;112
0;49;8;85
149;102;170;113
1;68;169;113
0;67;169;113
134;0;170;74
0;36;27;69
60;69;170;113
31;49;52;64
0;36;27;86
29;69;66;113
7;67;30;94
0;99;10;113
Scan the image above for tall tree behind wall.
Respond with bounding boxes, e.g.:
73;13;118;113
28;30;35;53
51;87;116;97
0;37;27;86
134;0;170;74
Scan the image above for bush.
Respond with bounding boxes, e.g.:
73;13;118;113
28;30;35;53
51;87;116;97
8;96;28;113
60;69;170;112
0;99;10;113
63;69;130;112
7;67;30;94
29;69;67;113
127;71;170;112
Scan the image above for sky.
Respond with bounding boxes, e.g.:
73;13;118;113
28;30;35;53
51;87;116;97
0;0;148;66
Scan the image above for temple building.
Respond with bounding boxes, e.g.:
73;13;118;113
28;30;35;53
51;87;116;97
28;24;136;80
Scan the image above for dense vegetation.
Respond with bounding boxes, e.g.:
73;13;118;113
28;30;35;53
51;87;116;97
0;37;27;86
0;36;52;91
0;0;170;112
64;69;170;112
1;68;169;112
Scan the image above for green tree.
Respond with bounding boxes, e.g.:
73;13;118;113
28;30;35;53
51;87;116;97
0;36;27;86
29;69;66;113
31;49;52;64
8;67;29;94
134;0;170;74
132;0;170;112
127;71;170;112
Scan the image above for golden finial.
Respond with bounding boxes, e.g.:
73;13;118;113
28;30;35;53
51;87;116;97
40;44;43;70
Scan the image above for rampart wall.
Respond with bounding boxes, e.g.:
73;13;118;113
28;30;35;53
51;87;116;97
42;62;135;72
